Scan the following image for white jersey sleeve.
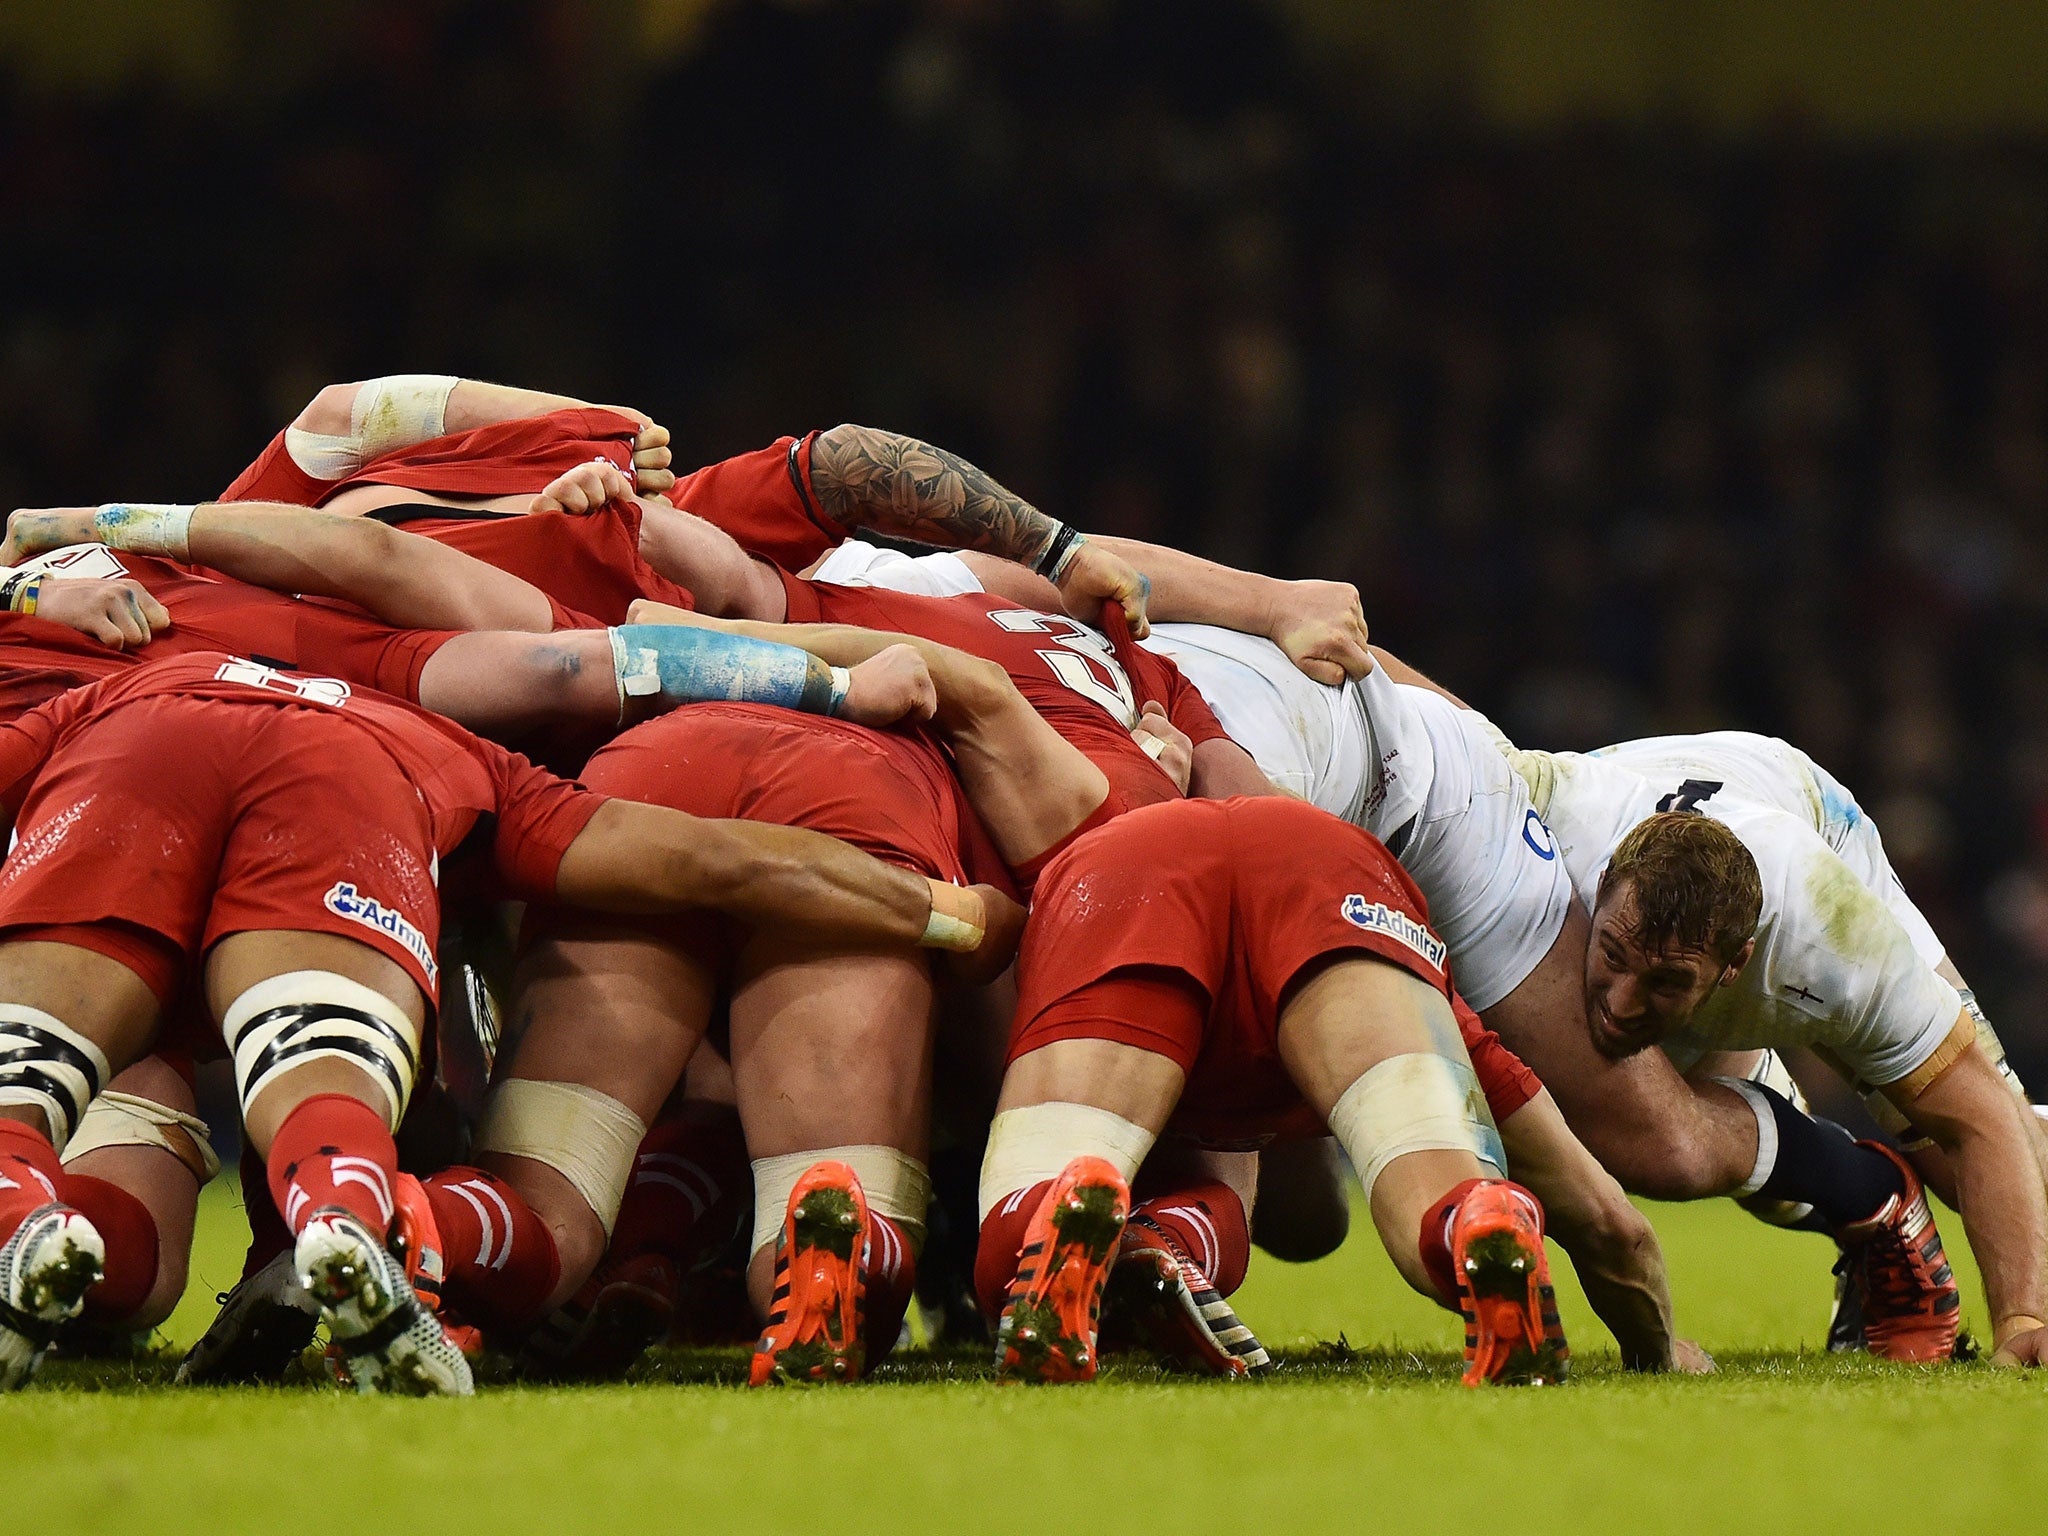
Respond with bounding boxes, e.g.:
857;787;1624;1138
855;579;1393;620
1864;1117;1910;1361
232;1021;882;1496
808;539;984;597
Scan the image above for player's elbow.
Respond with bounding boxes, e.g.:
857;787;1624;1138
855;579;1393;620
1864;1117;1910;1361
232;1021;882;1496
293;381;361;436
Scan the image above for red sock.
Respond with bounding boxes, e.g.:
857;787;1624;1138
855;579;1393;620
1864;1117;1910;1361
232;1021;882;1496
1130;1179;1251;1296
1416;1177;1487;1310
265;1094;398;1238
609;1106;751;1273
237;1141;295;1281
863;1213;918;1363
974;1179;1053;1322
422;1166;562;1333
61;1173;159;1324
0;1119;64;1243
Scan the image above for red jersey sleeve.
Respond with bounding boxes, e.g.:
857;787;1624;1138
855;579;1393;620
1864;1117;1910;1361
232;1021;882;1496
482;744;610;899
665;431;844;572
0;676;95;816
1157;657;1230;748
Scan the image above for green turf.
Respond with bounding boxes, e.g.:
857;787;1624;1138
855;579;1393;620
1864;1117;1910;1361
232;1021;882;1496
7;1178;2044;1535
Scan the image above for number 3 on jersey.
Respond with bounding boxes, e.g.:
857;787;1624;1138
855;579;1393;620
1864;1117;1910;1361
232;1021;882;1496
1656;778;1724;814
986;609;1137;726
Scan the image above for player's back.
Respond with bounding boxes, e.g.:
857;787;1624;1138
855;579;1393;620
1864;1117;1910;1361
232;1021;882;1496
779;573;1190;809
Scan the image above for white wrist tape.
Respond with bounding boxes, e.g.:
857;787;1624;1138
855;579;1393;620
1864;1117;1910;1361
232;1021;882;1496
473;1078;649;1237
64;1091;221;1184
221;971;421;1132
921;880;987;953
978;1101;1156;1220
749;1146;934;1258
94;503;195;562
1327;1053;1504;1202
0;1004;113;1152
285;374;459;481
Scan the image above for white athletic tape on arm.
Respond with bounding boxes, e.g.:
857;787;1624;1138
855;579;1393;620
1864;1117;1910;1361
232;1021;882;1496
63;1091;221;1184
285;374;459;480
93;503;195;562
921;881;987;953
1707;1075;1778;1198
0;1004;113;1152
220;971;421;1132
1326;1053;1504;1202
978;1101;1156;1221
473;1078;648;1238
749;1146;934;1257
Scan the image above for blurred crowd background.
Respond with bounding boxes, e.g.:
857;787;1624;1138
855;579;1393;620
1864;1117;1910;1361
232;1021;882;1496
4;0;2048;1078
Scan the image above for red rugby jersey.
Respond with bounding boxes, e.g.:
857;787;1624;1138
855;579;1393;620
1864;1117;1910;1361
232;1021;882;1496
0;652;601;898
778;574;1227;813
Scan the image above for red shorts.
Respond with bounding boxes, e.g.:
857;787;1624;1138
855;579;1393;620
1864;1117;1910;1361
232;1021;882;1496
581;704;972;882
0;695;445;1003
562;703;978;964
1009;797;1542;1145
290;603;464;703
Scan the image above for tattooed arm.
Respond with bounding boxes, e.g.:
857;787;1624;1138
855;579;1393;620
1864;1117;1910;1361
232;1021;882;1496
807;424;1150;634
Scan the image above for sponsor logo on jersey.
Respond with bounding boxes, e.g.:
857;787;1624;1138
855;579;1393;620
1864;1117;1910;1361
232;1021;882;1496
1339;894;1447;971
323;882;437;987
1521;809;1557;860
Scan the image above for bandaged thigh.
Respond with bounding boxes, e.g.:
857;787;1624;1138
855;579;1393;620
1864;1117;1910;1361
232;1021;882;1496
220;971;420;1132
978;1101;1158;1221
473;1078;649;1238
63;1091;221;1184
0;1004;113;1152
750;1145;935;1257
1326;1053;1505;1202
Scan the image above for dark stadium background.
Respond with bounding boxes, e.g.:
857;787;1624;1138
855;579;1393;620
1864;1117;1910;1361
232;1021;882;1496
5;0;2048;1093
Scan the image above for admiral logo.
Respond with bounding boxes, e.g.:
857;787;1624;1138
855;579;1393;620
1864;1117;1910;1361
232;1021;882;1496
324;882;437;987
1339;894;1447;971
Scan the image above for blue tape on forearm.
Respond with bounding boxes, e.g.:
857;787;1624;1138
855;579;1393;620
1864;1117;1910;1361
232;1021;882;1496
610;625;835;713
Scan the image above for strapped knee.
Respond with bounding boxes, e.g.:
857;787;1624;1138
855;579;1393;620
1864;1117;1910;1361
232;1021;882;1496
0;1004;112;1151
64;1091;221;1184
977;1102;1156;1220
472;1079;648;1238
1327;1053;1505;1202
750;1146;934;1257
220;972;419;1133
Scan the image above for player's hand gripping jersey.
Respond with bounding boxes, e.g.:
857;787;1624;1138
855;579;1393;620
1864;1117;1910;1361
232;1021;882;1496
0;546;466;723
1499;741;1969;1096
223;407;696;624
776;570;1229;815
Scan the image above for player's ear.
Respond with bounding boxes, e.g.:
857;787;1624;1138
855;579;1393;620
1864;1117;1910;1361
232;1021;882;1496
1717;939;1755;987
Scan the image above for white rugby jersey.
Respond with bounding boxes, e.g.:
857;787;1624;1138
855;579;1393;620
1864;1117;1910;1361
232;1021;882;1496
808;540;1433;839
1512;747;1962;1088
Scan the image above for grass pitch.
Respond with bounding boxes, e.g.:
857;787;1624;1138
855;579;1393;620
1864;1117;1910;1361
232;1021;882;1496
7;1179;2044;1535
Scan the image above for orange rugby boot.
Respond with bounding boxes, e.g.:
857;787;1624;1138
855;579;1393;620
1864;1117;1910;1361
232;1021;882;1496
994;1156;1129;1383
750;1161;870;1386
1832;1142;1959;1363
1450;1180;1568;1387
1101;1214;1271;1377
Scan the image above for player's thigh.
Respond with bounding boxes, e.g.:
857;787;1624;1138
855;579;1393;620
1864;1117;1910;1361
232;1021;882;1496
995;1037;1186;1134
506;922;719;1123
729;940;935;1158
0;939;163;1060
203;929;427;1152
1274;953;1470;1119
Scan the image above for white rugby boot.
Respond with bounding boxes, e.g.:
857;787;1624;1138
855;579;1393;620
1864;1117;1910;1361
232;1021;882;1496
295;1208;473;1396
0;1204;105;1390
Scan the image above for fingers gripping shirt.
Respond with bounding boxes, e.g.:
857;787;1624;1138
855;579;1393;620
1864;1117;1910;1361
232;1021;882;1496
1521;748;1963;1088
